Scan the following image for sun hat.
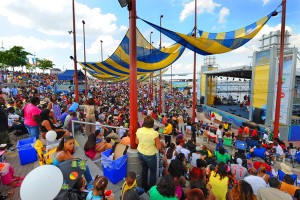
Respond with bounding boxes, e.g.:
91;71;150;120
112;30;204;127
280;163;293;175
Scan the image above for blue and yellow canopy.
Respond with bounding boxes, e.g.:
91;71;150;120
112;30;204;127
79;28;185;82
141;10;276;55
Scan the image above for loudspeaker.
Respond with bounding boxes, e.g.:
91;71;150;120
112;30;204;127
252;108;264;124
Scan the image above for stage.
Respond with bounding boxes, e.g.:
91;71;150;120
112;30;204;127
212;104;250;120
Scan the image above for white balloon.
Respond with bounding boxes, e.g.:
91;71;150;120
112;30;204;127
46;130;57;142
21;165;63;200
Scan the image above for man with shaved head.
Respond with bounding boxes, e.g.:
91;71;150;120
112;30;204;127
0;97;13;150
244;167;267;195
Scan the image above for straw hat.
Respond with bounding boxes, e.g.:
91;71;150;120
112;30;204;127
280;163;293;175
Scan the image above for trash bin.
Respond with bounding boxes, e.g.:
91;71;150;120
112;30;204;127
17;137;37;165
101;149;127;184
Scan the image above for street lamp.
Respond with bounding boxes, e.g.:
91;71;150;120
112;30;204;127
82;20;88;97
149;31;153;103
100;40;103;62
159;14;163;114
71;0;79;102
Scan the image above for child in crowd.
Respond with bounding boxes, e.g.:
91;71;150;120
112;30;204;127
86;176;114;200
121;171;144;199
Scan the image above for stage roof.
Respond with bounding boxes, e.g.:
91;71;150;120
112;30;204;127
203;65;252;79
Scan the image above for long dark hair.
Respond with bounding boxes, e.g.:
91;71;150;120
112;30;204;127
39;109;51;123
84;133;97;151
166;143;175;159
157;175;175;197
238;180;255;200
214;162;228;180
57;136;74;152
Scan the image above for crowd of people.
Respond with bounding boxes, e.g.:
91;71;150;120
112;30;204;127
0;70;299;200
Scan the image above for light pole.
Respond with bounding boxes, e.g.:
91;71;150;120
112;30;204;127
159;15;163;114
82;20;88;97
100;40;103;62
149;31;153;103
192;0;197;122
71;0;79;102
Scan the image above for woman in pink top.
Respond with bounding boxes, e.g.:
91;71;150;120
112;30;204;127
24;97;42;139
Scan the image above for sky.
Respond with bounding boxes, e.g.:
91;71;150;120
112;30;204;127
0;0;299;75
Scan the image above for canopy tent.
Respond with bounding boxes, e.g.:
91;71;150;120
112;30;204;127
86;66;169;82
58;70;85;81
140;10;277;55
79;28;185;81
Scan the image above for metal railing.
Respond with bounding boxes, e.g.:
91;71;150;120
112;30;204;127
71;120;129;136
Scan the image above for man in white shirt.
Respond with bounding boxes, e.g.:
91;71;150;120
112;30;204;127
244;167;267;195
257;177;292;200
215;124;223;151
180;144;190;161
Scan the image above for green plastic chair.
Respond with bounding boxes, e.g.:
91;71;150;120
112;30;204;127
223;137;233;147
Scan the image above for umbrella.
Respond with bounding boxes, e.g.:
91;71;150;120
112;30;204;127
57;159;86;188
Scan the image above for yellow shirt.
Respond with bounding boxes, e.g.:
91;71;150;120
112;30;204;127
209;172;229;200
163;124;173;135
223;123;229;129
136;127;159;156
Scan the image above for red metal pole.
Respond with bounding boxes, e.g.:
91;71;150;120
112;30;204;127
72;0;79;102
129;0;138;149
82;20;88;97
192;0;197;122
273;0;286;139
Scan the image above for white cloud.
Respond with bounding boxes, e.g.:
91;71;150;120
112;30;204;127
86;36;120;60
0;35;70;52
179;0;221;22
0;0;118;36
263;0;270;5
218;7;230;24
119;25;128;32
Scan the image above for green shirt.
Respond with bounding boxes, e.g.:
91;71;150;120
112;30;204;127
149;186;178;200
215;151;231;163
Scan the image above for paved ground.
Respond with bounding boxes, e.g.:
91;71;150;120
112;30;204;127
2;110;300;200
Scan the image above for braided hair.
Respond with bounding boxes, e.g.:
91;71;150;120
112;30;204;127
93;176;108;200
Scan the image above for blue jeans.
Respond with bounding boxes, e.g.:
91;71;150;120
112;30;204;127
138;152;157;192
84;164;93;183
215;138;223;151
25;125;40;139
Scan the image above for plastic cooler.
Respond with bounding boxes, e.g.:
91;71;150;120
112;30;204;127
17;137;37;165
101;149;127;184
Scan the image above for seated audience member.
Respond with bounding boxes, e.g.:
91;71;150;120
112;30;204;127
86;176;114;200
280;174;300;199
215;146;231;164
149;175;177;200
257;165;270;184
189;159;207;183
232;180;257;200
208;162;229;200
186;188;206;200
0;162;24;188
121;171;144;198
65;111;81;133
244;167;267;195
168;153;188;179
257;177;292;200
84;130;106;160
39;109;70;140
104;137;113;150
54;176;88;200
120;131;130;146
230;158;248;181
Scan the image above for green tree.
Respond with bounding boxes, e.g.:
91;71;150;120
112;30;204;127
37;58;55;73
3;46;31;72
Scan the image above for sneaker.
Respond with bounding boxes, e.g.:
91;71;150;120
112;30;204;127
9;147;15;151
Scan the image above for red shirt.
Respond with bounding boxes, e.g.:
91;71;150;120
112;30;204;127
238;128;243;134
252;129;258;137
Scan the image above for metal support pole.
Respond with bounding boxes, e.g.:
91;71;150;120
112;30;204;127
82;20;88;97
72;0;79;102
170;65;173;95
159;15;163;114
273;0;286;139
149;31;153;103
129;0;138;149
192;0;197;122
100;40;103;62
